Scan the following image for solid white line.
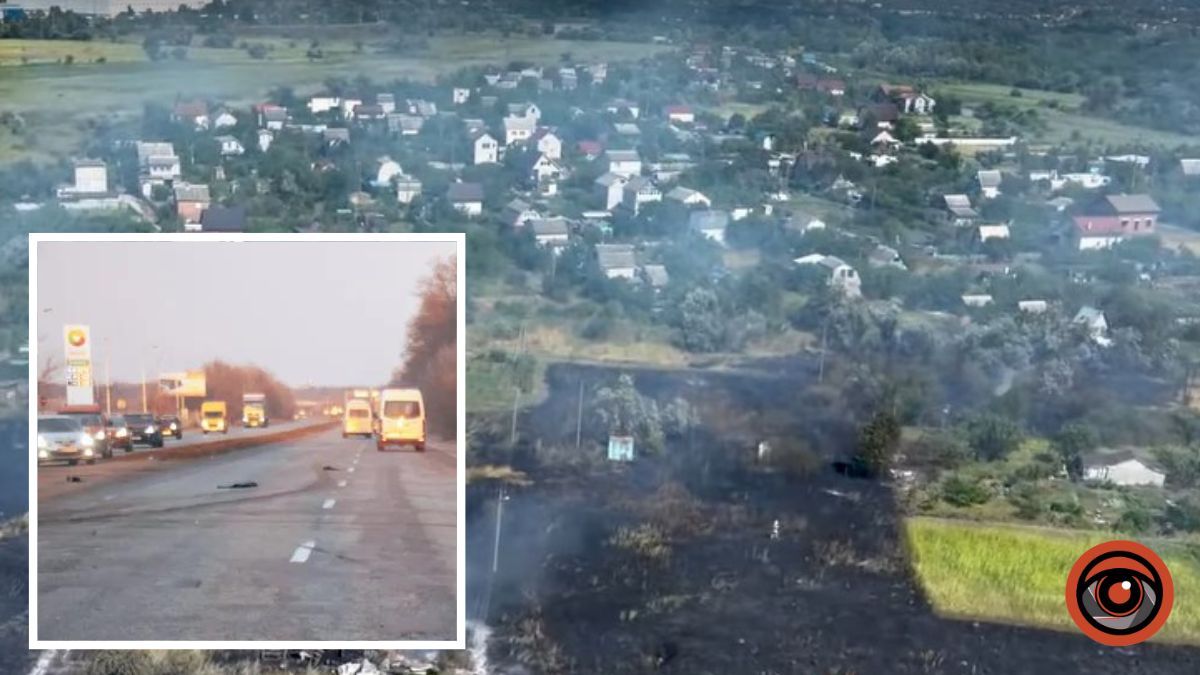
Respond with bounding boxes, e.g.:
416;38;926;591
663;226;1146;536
289;541;316;563
323;499;336;509
337;479;347;488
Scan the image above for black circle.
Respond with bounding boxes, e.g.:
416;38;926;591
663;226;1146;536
1096;572;1143;616
1076;550;1162;636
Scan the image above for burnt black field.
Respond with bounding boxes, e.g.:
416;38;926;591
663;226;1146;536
467;363;1200;674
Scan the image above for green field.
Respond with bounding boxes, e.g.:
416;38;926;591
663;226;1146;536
906;517;1200;644
938;82;1195;148
0;35;667;163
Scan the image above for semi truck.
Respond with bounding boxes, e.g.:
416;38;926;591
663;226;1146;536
243;393;268;428
201;400;228;434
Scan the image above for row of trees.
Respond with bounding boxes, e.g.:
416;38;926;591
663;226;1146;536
391;256;457;437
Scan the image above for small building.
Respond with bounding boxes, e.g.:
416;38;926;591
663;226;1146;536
69;159;108;195
532;129;563;160
665;186;711;208
212;109;238;129
373;157;405;188
596;244;637;279
387;114;425;136
257;129;274;153
664;105;695;124
977;170;1003;199
787;210;827;233
215;135;245;156
395;175;422;205
868;244;906;269
606;149;642;178
447;182;484;217
1018;300;1048;314
594;173;627;211
503;198;540;228
1082;450;1166;487
622;176;662;216
878;84;936;114
323;127;351;146
978;224;1010;242
452;87;471;105
689;209;730;245
503;115;536;145
376;93;396;114
174;183;211;227
962;294;994;308
259;105;287;130
795;254;861;298
198;205;247;232
1073;306;1110;346
472;131;499;165
530;217;571;250
641;264;669;289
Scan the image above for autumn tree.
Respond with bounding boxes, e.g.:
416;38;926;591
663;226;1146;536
392;256;457;437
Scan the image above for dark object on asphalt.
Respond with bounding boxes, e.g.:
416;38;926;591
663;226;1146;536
655;640;678;667
322;465;340;471
832;460;872;479
217;482;259;489
66;476;83;483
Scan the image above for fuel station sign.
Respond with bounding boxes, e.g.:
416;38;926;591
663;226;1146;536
63;324;94;406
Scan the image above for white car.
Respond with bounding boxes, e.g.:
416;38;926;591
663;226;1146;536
37;415;98;466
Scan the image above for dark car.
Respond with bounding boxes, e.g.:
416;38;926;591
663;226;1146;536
105;414;134;452
124;413;164;448
157;415;183;440
57;411;112;459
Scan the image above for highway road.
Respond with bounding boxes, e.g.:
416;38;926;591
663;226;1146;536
36;427;457;641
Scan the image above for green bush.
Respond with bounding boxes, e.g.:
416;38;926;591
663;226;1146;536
940;474;992;507
87;651;155;675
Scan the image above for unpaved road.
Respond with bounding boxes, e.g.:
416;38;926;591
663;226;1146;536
36;428;457;641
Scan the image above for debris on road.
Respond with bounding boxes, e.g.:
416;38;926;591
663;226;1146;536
65;476;82;483
323;465;341;471
217;482;258;489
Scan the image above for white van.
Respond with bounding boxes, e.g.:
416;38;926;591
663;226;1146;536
376;388;425;452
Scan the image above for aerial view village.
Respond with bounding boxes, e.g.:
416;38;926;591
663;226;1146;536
3;0;1200;673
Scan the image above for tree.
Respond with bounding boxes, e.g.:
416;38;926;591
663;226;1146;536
590;373;665;453
964;413;1022;462
855;409;901;477
391;257;457;437
1052;421;1097;481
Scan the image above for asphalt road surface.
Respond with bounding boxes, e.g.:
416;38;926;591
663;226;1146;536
36;427;457;641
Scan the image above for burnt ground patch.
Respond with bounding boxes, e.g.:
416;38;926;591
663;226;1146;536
0;536;31;675
470;363;1200;675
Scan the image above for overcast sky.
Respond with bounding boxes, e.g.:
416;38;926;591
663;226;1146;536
36;240;456;387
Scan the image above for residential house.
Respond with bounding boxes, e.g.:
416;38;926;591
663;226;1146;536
447;182;484;217
407;99;438;117
136;141;176;168
532;129;563;160
962;294;994;308
354;104;386;121
173;183;211;228
387;114;424;136
308;96;340;114
530;217;571;250
606;149;642;178
870;129;900;148
614;122;641;137
257;129;274;153
520;153;564;195
324;127;351;146
641;264;669;289
977;170;1003;199
504;115;536;145
147;155;181;181
212;109;238;129
689;209;730;245
503;198;540;228
395;175;422;205
376;93;396;114
622;176;662;216
834;110;860;128
198;205;246;232
1018;300;1049;314
1071;194;1161;250
173;100;210;130
215;135;245;156
944;194;979;226
452;87;471;105
1047;196;1074;212
816;79;846;96
472;131;499;165
1073;306;1110;345
666;187;711;208
462;118;488;135
665;105;695;124
1082;450;1166;487
373;157;404;188
1182;159;1200;177
795;254;862;298
878;84;936;114
63;159;108;195
558;67;578;90
978;224;1011;242
577;141;604;160
595;173;628;210
596;244;637;279
607;99;640;119
788;210;826;233
868;244;906;269
340;98;363;119
507;102;541;121
859;103;900;129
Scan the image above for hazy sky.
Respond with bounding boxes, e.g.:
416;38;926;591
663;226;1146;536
37;240;456;386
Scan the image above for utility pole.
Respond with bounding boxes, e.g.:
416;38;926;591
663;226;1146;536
509;387;520;445
140;363;148;413
818;318;829;383
104;345;112;416
483;484;508;621
574;378;584;449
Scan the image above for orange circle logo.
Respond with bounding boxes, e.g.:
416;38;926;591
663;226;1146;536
67;329;87;347
1066;540;1173;646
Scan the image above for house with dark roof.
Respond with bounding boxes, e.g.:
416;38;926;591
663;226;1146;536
1071;194;1160;250
199;205;246;232
596;244;637;279
447;182;484;217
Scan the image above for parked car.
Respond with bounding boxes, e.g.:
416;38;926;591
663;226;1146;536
157;415;183;440
123;413;164;448
56;410;111;459
105;414;134;452
37;415;98;465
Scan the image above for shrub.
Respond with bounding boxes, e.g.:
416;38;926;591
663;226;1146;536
87;652;154;675
964;414;1022;462
940;474;991;507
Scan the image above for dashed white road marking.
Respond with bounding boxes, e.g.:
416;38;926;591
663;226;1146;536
289;540;316;563
348;467;356;473
337;479;348;488
323;498;336;509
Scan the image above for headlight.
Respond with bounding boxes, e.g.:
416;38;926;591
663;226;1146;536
116;428;128;437
170;423;177;430
38;449;48;458
83;447;93;456
146;425;156;434
94;431;106;440
37;434;48;448
80;434;94;447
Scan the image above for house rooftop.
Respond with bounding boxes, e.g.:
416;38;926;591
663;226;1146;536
1105;193;1160;214
688;209;730;232
531;217;570;237
199;205;246;232
596;243;636;269
173;183;211;202
447;182;484;202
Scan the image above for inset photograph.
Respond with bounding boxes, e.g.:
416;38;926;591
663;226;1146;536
30;234;464;648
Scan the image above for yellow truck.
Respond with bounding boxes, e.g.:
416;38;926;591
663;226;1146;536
242;393;268;428
200;400;228;434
